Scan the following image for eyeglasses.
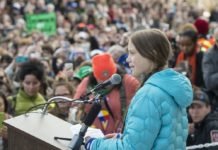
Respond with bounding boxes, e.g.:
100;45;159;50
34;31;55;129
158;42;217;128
54;93;71;97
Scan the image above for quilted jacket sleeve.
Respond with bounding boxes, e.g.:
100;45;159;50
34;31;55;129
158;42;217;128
90;92;161;150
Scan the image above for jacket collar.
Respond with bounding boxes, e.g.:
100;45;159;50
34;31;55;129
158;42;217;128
19;89;38;100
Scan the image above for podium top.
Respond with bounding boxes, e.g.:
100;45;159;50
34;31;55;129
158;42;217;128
4;112;73;150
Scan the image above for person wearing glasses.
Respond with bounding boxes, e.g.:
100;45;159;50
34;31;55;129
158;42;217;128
51;80;76;123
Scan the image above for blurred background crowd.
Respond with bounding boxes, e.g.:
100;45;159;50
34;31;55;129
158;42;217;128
0;0;218;149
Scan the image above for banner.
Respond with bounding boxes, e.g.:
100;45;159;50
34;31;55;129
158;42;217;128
26;13;56;36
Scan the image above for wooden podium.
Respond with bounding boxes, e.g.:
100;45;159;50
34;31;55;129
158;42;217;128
3;112;74;150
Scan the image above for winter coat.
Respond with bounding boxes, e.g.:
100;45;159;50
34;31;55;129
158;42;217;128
73;74;139;134
187;113;218;150
8;89;46;116
91;68;193;150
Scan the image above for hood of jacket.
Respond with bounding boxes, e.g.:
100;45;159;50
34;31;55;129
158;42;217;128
146;68;193;108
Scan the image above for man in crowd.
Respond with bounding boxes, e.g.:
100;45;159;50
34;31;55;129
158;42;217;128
187;89;218;150
202;27;218;112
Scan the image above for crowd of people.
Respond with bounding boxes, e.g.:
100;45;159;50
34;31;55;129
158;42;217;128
0;0;218;149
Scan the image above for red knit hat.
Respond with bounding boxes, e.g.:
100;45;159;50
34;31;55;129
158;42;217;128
194;18;209;35
92;53;117;81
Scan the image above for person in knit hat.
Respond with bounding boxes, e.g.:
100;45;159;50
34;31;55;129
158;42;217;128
194;18;213;52
194;18;209;37
92;53;117;82
73;53;139;134
74;65;93;81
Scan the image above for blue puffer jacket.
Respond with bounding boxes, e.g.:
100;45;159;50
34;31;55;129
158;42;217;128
90;68;193;150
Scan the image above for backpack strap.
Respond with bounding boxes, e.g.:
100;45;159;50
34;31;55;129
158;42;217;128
103;96;114;119
119;80;127;119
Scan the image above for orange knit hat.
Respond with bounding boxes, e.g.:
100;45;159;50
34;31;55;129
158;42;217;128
92;53;117;81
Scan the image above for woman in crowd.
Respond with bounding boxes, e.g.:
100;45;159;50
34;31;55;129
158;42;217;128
176;27;205;88
85;29;193;150
7;60;47;116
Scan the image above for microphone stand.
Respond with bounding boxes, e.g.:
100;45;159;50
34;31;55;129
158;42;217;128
50;74;121;149
41;96;91;142
42;96;90;115
68;94;102;150
53;94;102;150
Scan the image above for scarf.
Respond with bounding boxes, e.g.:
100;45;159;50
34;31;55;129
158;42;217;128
176;48;197;84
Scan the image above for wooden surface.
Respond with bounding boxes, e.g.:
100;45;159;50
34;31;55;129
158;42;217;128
4;113;73;150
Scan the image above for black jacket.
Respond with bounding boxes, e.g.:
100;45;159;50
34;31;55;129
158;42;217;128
187;113;218;150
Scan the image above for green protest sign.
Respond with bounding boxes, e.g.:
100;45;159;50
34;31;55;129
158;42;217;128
26;13;56;36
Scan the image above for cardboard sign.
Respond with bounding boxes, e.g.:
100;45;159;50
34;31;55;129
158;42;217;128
26;13;56;36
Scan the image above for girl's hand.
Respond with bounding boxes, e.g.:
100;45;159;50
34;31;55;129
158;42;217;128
104;133;122;139
104;133;117;139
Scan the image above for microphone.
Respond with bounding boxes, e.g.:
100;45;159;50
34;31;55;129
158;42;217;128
87;74;122;96
69;101;102;149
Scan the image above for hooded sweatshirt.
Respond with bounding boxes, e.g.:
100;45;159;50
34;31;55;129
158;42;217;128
90;68;193;150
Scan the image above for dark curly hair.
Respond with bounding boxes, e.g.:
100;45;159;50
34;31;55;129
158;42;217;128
17;60;45;82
